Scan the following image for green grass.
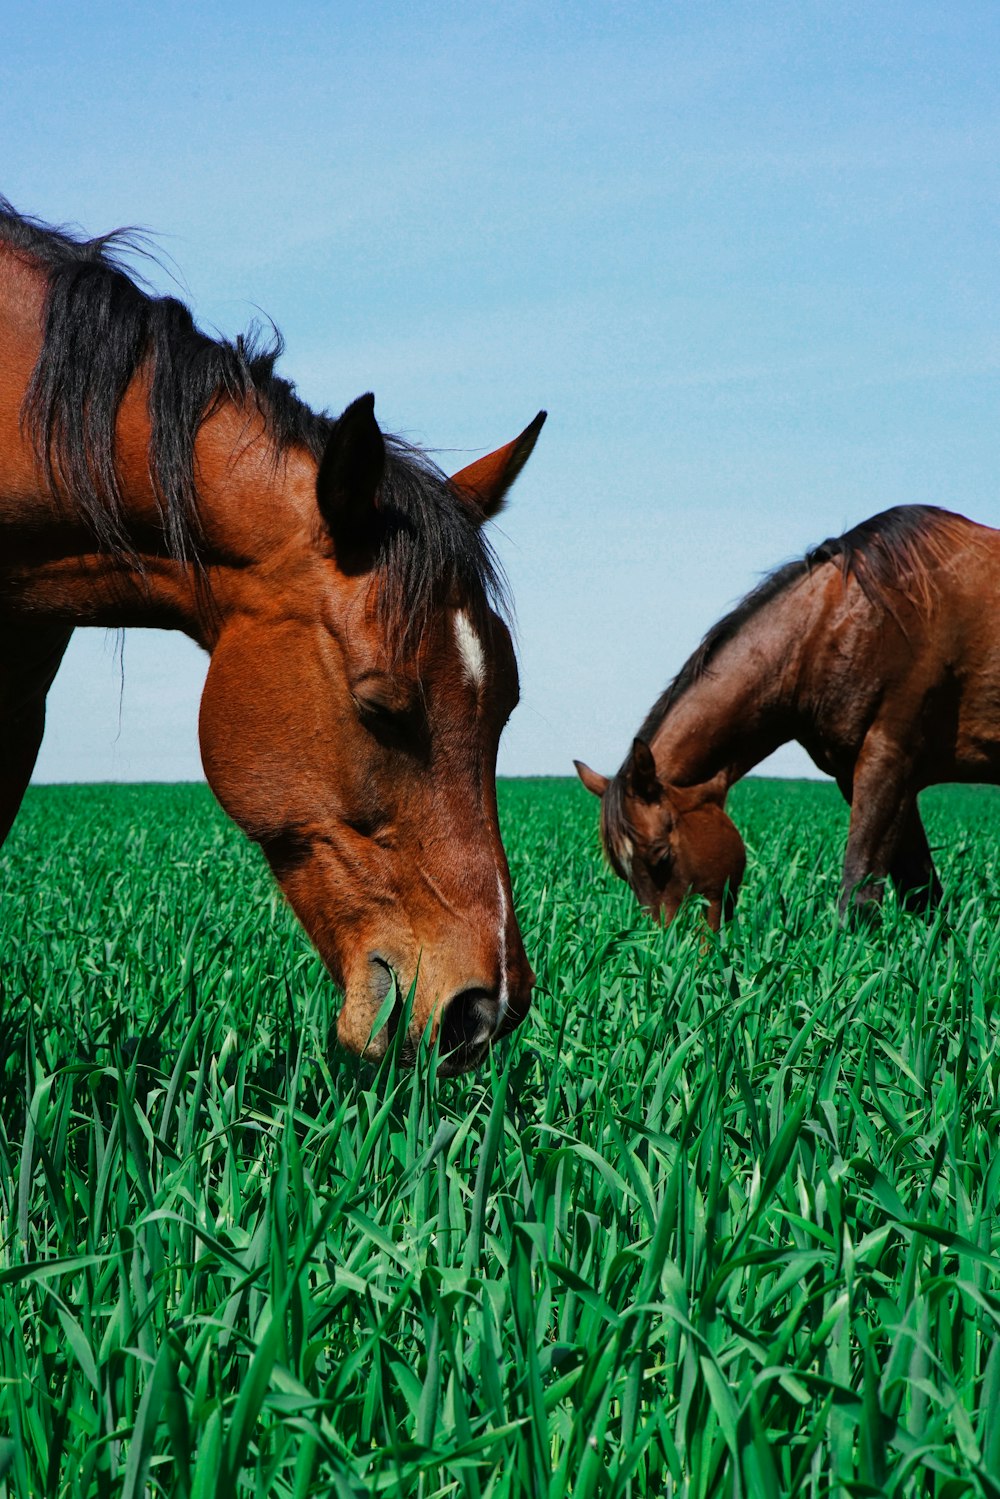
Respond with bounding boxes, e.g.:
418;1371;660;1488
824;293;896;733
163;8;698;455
2;776;1000;1497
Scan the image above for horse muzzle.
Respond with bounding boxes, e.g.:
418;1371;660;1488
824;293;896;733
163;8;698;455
336;953;533;1074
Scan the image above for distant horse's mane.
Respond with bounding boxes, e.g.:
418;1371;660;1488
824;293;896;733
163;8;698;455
600;504;969;878
638;504;968;744
0;199;505;646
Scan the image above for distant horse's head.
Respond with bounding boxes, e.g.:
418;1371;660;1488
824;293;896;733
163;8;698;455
199;396;544;1074
575;740;746;929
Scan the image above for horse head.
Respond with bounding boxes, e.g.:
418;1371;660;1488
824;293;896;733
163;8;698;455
199;397;544;1073
575;739;746;929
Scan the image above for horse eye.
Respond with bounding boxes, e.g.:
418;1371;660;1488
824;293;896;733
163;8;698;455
344;811;383;838
354;693;398;724
352;682;428;755
351;676;418;723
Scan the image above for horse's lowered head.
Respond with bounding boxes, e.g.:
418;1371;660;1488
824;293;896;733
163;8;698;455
199;396;544;1074
575;739;746;929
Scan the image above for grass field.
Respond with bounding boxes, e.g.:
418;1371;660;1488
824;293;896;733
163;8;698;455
2;777;1000;1497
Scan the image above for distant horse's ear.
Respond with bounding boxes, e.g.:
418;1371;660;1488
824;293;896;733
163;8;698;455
574;760;610;798
450;411;546;520
666;770;729;811
699;770;729;806
316;393;385;544
629;738;661;803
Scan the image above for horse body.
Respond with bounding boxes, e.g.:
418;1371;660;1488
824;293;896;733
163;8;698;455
0;201;544;1072
577;506;1000;922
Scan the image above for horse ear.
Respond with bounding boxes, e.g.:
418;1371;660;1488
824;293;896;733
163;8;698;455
699;770;729;805
316;393;385;543
450;411;546;519
574;760;610;798
629;738;661;803
667;770;729;811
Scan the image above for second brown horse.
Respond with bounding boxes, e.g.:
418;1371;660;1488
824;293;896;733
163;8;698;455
576;506;1000;925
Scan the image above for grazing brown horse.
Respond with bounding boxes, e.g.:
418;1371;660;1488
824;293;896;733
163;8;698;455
576;505;1000;926
0;199;545;1074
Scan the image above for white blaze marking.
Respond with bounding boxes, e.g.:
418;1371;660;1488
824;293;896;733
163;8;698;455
452;607;505;1031
453;609;486;690
496;868;510;1025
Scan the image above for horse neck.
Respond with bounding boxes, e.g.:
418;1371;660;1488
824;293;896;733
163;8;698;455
649;580;815;788
1;353;315;645
0;249;322;641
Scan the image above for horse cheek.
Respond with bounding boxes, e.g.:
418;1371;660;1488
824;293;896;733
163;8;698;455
710;813;747;913
198;628;328;842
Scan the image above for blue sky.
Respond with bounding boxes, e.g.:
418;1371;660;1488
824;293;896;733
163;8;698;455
5;1;1000;781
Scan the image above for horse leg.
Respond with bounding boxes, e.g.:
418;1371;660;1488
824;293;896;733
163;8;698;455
0;622;74;846
839;732;917;921
888;803;943;912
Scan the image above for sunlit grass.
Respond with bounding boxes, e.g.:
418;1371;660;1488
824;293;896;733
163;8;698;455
2;777;1000;1496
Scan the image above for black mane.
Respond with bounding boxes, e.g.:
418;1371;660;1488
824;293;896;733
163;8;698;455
0;199;505;643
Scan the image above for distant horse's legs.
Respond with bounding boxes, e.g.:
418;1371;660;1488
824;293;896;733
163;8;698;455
0;622;74;846
888;804;943;912
839;732;917;920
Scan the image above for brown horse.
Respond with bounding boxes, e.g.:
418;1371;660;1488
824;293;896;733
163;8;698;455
576;505;1000;926
0;199;544;1074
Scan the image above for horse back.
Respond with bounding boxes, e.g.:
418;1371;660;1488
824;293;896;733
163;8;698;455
801;516;1000;781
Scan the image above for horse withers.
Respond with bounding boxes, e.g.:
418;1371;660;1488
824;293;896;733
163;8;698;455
577;506;1000;926
0;200;544;1074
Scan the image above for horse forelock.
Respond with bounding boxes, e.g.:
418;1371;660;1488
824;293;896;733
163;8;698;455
0;199;508;651
600;774;635;881
373;440;509;659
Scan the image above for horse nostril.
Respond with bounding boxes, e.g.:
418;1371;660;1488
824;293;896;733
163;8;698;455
369;956;394;1005
439;987;499;1059
366;955;404;1047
